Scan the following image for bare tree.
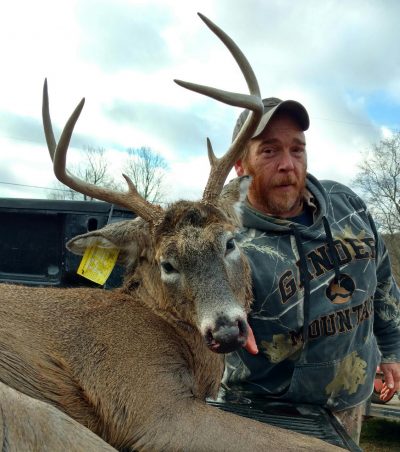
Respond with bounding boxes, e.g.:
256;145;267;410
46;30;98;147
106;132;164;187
353;132;400;234
49;146;119;201
353;132;400;282
48;182;81;201
123;147;167;204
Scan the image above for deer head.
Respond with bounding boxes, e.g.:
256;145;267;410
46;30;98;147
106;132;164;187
42;13;263;355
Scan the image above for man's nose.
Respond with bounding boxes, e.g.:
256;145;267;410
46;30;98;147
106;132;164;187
277;150;295;171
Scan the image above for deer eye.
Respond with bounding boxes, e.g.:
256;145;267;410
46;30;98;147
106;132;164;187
161;261;177;274
226;238;236;253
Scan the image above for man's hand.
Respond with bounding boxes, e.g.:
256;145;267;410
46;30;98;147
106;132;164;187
379;362;400;401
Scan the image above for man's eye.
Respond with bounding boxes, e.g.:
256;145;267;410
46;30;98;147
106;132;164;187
260;148;277;157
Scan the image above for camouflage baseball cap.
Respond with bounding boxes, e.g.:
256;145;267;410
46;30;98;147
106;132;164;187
232;97;309;142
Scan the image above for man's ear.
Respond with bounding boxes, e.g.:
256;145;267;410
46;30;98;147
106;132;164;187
235;159;245;177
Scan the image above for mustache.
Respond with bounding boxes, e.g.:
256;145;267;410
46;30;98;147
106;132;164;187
270;175;297;186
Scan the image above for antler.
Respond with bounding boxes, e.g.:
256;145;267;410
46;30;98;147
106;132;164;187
42;79;163;224
174;13;264;204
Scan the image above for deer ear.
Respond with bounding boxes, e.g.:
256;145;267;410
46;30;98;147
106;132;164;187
217;176;251;226
66;217;152;267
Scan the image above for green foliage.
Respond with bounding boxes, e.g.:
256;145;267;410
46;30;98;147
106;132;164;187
360;417;400;451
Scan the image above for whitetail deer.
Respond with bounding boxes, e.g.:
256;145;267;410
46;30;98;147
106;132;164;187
0;14;341;451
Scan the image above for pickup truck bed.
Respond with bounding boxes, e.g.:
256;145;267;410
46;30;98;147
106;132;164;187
0;198;133;288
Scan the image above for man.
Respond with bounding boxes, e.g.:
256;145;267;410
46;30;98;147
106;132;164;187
223;97;400;443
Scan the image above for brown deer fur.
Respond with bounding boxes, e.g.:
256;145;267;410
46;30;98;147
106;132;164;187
0;382;116;451
0;198;341;451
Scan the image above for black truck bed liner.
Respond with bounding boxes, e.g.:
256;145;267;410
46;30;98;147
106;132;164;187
0;198;133;288
209;398;361;451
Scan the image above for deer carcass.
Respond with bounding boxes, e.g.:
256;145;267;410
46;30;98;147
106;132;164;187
0;14;341;451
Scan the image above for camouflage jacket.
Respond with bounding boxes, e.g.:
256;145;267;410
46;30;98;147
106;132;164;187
224;174;400;411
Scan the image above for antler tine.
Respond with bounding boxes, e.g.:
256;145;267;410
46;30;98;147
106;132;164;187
174;13;264;203
42;80;163;224
42;79;57;162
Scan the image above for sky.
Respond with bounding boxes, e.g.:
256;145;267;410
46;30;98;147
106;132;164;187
1;0;400;203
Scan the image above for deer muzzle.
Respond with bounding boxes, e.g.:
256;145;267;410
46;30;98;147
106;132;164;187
204;316;258;355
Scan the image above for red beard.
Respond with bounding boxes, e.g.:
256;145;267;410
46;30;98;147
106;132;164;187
248;170;306;217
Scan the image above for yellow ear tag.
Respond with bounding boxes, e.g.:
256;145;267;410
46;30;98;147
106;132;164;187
77;245;120;285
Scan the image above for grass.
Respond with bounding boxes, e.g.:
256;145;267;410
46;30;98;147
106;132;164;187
359;417;400;452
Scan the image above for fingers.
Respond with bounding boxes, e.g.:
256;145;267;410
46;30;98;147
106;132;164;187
382;368;395;389
394;368;400;392
379;382;396;402
380;362;400;393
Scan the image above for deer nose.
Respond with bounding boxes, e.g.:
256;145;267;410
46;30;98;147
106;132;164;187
205;317;248;354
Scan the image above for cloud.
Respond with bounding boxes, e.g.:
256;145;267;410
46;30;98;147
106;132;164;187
2;0;400;203
104;98;235;158
0;166;17;186
213;0;400;91
77;0;174;72
0;108;128;155
0;111;47;147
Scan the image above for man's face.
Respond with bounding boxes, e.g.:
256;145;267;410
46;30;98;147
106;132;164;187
235;112;307;218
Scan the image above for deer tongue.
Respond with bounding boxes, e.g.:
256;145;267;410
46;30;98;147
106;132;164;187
244;324;258;355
